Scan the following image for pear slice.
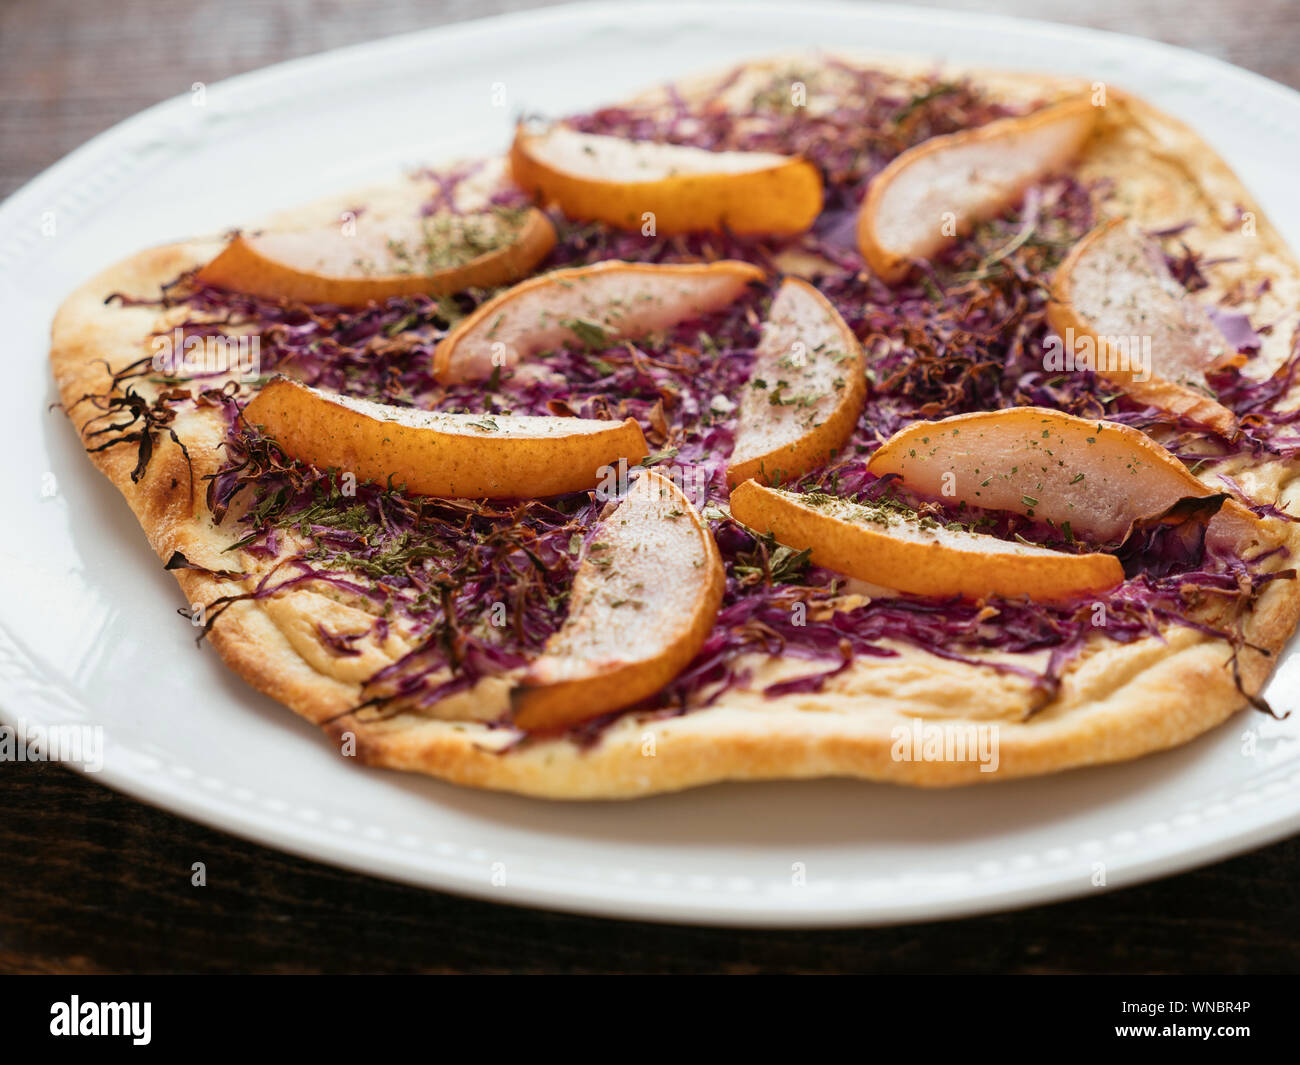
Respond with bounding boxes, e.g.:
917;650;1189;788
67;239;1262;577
1048;218;1239;435
433;259;764;384
510;124;823;236
242;376;647;499
729;480;1121;602
857;96;1097;283
196;208;555;307
865;406;1263;549
511;471;725;731
726;278;866;487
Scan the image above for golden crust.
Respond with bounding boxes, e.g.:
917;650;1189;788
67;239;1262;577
48;56;1300;798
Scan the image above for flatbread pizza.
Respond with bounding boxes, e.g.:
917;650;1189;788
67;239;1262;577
51;54;1300;798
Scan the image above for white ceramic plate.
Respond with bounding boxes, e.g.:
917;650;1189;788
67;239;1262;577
4;0;1300;928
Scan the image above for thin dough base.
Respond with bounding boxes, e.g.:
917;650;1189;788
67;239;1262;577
50;56;1300;798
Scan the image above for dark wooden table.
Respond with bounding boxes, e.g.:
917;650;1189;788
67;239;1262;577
4;0;1299;974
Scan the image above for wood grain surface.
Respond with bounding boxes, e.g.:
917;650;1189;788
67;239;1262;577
3;0;1299;973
